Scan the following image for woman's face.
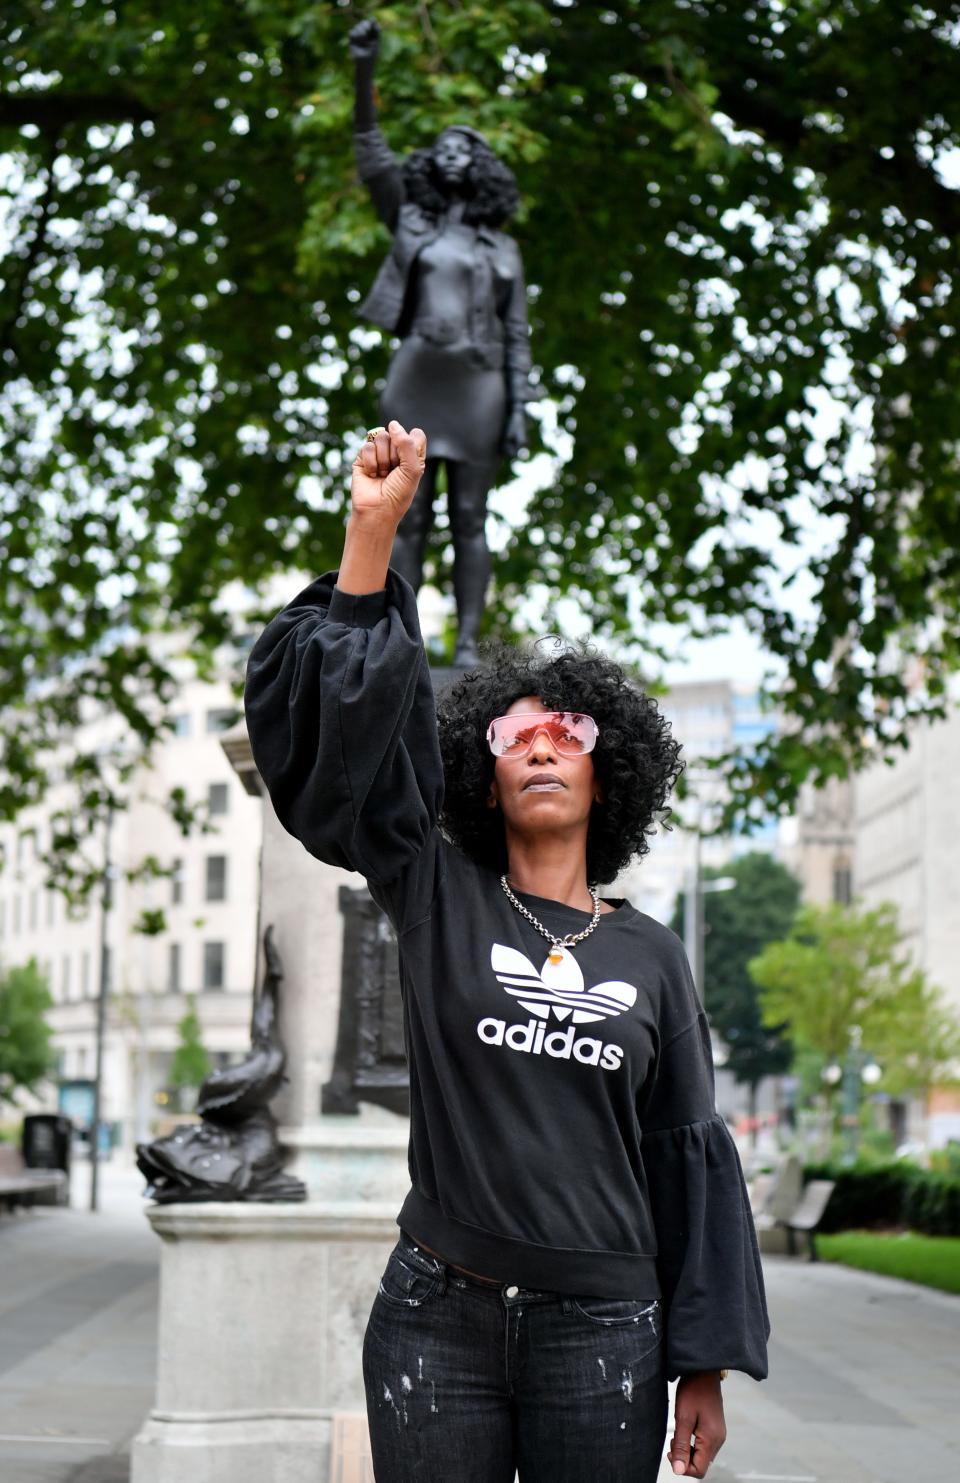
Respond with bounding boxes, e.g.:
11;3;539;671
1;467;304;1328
433;130;473;189
487;695;602;836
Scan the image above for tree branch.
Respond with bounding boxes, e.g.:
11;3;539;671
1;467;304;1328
711;79;960;236
0;90;154;129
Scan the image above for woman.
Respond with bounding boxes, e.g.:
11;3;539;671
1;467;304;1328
349;17;532;666
244;421;769;1483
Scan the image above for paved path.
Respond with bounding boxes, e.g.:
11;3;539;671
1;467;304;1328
1;1172;957;1483
704;1257;958;1483
0;1162;156;1483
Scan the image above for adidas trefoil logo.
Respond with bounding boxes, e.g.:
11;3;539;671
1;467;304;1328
491;943;638;1024
475;944;638;1073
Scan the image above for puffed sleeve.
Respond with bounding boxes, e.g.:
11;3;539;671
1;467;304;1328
243;569;446;931
638;960;770;1381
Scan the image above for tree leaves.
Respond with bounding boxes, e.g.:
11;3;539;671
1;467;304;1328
749;900;960;1101
672;852;801;1089
0;958;54;1105
2;1;960;852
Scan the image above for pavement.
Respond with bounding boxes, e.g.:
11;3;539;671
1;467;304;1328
0;1160;156;1483
1;1161;957;1483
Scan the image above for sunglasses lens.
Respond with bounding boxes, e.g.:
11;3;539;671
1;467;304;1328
488;713;597;757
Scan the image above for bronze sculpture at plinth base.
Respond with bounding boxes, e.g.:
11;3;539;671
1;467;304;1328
137;926;306;1204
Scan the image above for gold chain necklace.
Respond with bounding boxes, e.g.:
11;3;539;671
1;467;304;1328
499;875;602;965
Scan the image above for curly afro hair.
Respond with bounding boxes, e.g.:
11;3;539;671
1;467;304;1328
437;641;684;887
402;128;520;228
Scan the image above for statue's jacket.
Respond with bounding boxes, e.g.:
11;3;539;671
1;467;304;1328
244;572;770;1383
354;126;534;412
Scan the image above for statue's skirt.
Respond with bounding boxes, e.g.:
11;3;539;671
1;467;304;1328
381;333;505;467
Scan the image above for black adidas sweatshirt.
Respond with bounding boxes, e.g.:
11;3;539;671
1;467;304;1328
244;571;769;1381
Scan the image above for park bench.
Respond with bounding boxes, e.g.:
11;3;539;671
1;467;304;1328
750;1156;835;1260
779;1179;836;1261
0;1144;68;1213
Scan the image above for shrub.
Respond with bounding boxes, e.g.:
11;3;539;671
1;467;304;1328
803;1161;960;1237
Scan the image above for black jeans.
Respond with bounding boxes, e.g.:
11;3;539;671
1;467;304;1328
362;1231;668;1482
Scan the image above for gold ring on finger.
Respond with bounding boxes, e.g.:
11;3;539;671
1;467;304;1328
365;426;387;442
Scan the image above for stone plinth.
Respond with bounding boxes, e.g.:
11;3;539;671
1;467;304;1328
132;718;413;1479
131;1201;398;1483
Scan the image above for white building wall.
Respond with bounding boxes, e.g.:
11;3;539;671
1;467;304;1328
854;703;960;1015
0;674;262;1151
852;697;960;1147
617;678;783;923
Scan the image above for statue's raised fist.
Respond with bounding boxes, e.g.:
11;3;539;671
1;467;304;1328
348;18;381;61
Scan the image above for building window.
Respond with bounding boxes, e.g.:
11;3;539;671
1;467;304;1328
833;865;852;906
12;896;21;934
205;855;227;903
81;951;91;998
171;858;184;905
205;708;235;734
61;955;71;1001
169;943;182;994
203;941;225;990
46;890;56;927
172;713;192;737
208;782;229;816
29;890;39;930
0;899;5;938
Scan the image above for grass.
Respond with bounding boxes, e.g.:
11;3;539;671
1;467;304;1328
817;1232;960;1295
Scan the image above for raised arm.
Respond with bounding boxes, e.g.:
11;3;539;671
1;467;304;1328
349;18;404;231
349;17;380;134
341;420;427;593
244;422;443;919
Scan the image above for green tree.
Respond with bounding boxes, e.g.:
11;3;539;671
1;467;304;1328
867;969;960;1104
3;1;960;844
0;958;55;1105
749;901;960;1127
168;995;211;1101
672;852;800;1124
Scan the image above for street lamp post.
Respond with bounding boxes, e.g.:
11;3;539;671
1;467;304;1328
682;831;736;998
824;1025;882;1165
841;1024;883;1166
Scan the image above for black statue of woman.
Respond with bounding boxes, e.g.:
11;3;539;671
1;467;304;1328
349;17;533;667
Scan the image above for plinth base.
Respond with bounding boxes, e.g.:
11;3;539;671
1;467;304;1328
131;1202;397;1483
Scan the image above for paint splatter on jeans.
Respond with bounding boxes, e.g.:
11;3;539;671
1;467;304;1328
363;1231;667;1482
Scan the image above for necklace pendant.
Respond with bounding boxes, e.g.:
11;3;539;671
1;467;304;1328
548;948;565;965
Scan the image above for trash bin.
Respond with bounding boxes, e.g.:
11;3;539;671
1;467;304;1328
22;1114;72;1175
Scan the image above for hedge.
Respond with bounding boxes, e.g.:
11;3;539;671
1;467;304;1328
803;1162;960;1237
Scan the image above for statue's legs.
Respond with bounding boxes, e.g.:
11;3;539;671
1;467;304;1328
390;458;439;591
448;461;494;668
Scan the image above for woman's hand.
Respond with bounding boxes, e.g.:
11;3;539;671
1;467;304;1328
502;406;528;459
348;17;380;62
351;420;427;527
669;1373;727;1478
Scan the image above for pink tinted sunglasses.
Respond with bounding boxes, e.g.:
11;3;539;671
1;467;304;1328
486;711;600;759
